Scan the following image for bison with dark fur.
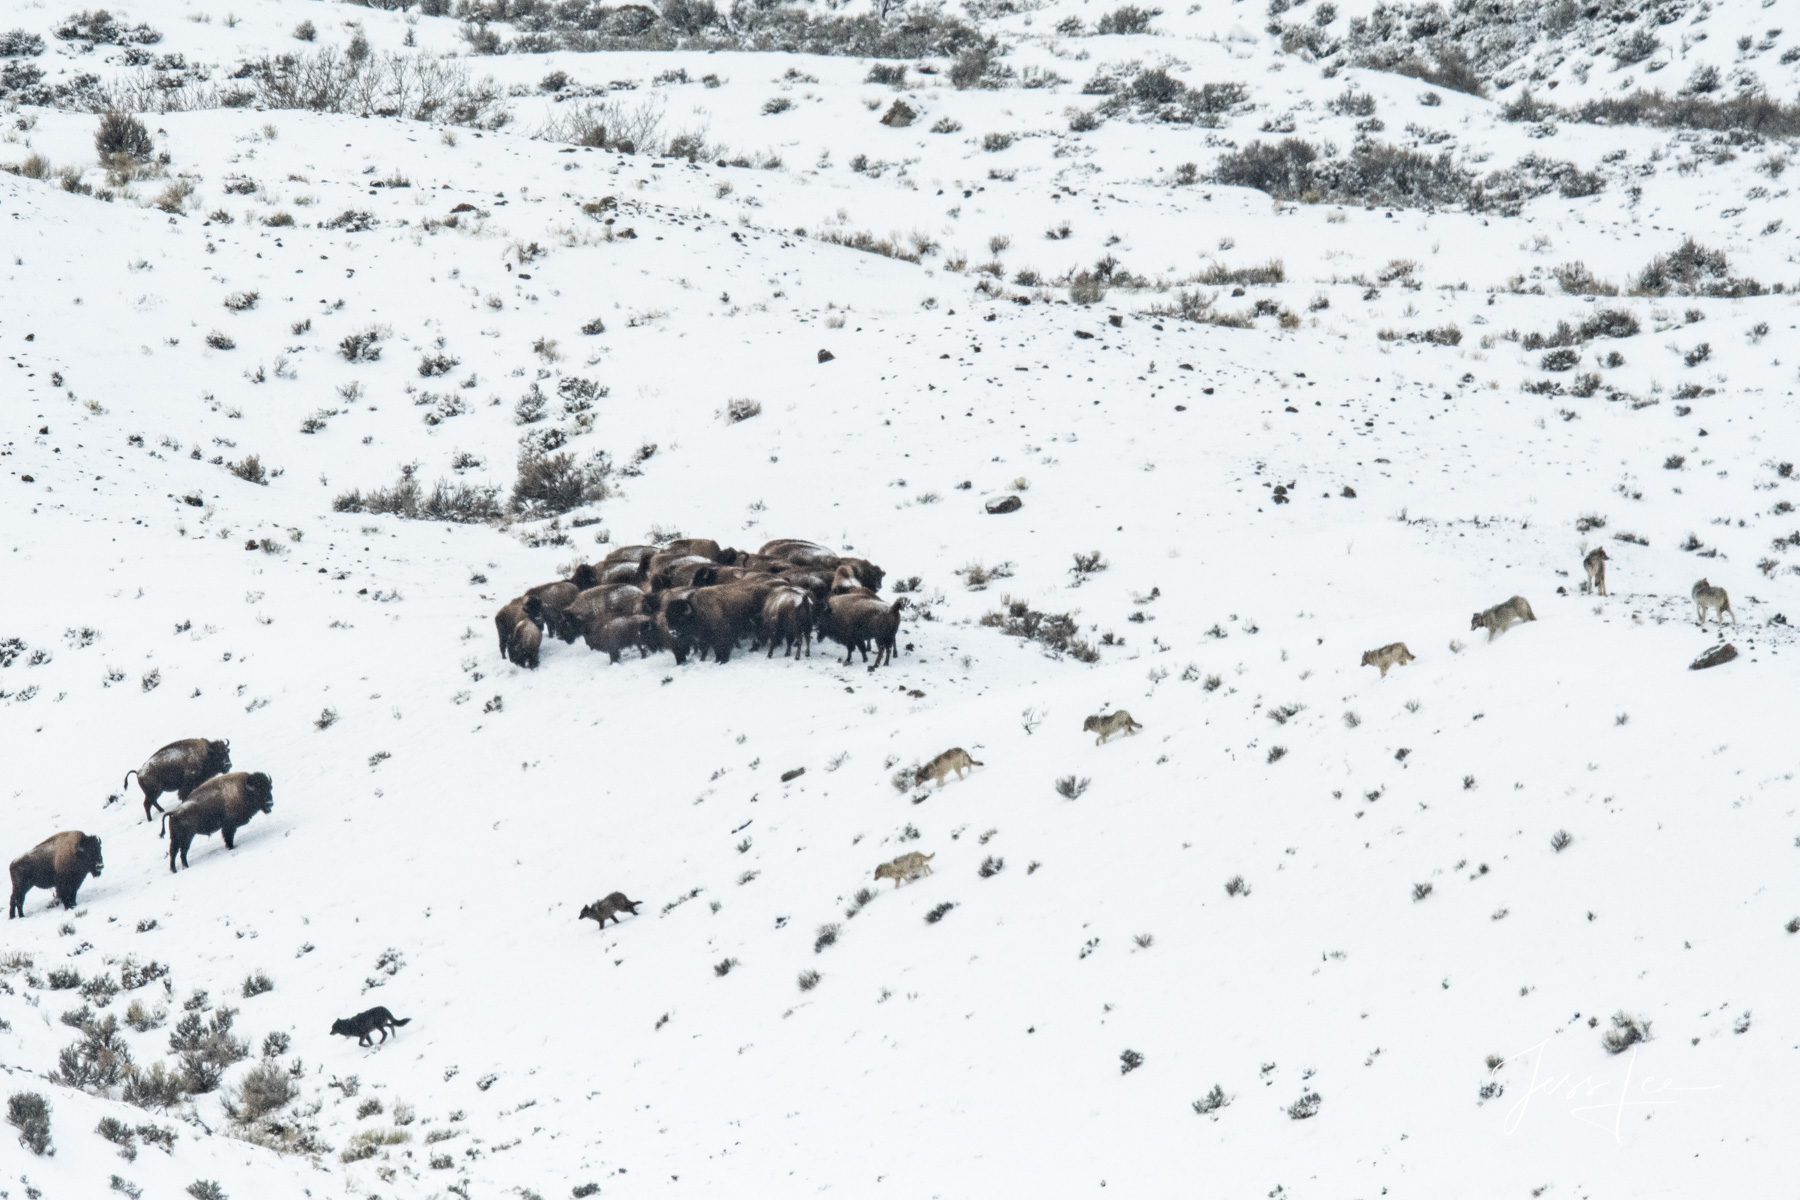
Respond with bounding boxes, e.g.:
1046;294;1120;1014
822;595;905;667
662;538;727;562
508;617;542;669
584;613;654;663
9;831;103;918
164;772;274;872
671;578;786;663
594;559;647;586
757;540;885;590
646;553;718;591
125;737;231;824
526;580;582;642
602;544;659;566
762;587;815;658
494;595;539;660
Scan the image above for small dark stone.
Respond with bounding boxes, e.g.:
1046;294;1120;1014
1341;486;1356;498
986;494;1023;514
1689;643;1738;671
780;767;805;782
818;349;835;363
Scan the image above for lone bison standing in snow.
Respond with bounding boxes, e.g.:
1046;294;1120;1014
9;831;104;918
164;772;274;873
125;737;232;826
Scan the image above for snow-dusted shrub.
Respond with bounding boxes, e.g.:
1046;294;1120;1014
1095;5;1158;34
226;1060;295;1123
7;1091;51;1154
1601;1012;1651;1054
95;111;153;162
334;472;501;524
510;450;609;519
0;29;45;56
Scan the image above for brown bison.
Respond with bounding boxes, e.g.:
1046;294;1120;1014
822;594;905;667
670;578;786;663
494;595;541;660
594;559;647;586
762;587;815;658
10;831;103;918
662;538;725;562
125;737;231;824
526;580;582;642
646;553;718;591
165;772;274;873
647;588;698;664
602;544;659;567
758;539;885;590
508;617;542;669
584;613;654;663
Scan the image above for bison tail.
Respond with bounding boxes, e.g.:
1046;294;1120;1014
123;769;138;790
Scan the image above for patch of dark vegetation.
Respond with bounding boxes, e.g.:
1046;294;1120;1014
1504;88;1800;140
509;449;610;519
980;595;1100;662
1085;67;1250;126
1632;239;1766;298
452;4;984;60
333;465;502;524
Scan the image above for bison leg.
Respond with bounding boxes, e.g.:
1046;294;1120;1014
8;886;24;919
143;792;164;823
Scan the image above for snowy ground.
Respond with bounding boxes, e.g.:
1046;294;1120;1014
3;0;1800;1196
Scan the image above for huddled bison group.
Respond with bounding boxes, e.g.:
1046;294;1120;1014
497;537;905;670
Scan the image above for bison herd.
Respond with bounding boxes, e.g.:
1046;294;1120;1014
8;737;274;921
496;537;906;670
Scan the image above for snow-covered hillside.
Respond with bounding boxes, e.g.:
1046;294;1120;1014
3;0;1799;1195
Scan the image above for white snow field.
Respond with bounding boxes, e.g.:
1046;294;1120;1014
3;0;1800;1195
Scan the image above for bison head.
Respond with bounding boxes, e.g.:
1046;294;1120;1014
245;773;275;813
206;739;232;776
845;558;886;590
571;562;601;591
664;596;695;627
78;834;103;878
692;565;719;588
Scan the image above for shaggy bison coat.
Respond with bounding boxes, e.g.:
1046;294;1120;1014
757;540;886;591
9;831;103;918
602;544;659;567
671;578;786;663
125;737;231;824
526;580;582;643
662;538;726;562
494;595;541;660
584;613;654;663
822;595;905;667
508;617;542;669
762;587;815;658
165;772;274;873
594;559;647;587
